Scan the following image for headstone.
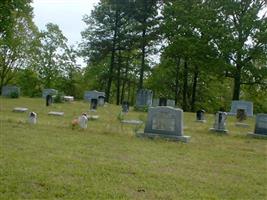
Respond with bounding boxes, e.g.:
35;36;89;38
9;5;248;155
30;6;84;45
46;95;53;106
210;111;228;133
159;98;167;106
122;101;130;113
137;107;190;142
196;110;206;123
248;114;267;138
235;109;249;127
88;115;99;120
28;112;37;124
84;90;105;103
13;107;28;112
229;100;253;117
98;96;105;106
90;98;98;110
167;100;175;107
42;89;58;98
136;89;153;108
79;113;88;129
152;99;159;107
48;111;64;116
63;96;74;102
1;85;20;97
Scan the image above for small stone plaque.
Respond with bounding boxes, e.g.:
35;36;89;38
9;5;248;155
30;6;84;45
13;107;28;112
48;111;64;116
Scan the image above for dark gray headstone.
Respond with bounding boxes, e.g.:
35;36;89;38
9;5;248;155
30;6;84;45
236;109;247;122
254;114;267;135
136;89;153;108
138;107;190;142
159;98;167;106
46;95;53;106
122;101;130;113
196;110;206;122
90;98;98;110
1;85;20;97
229;100;253;117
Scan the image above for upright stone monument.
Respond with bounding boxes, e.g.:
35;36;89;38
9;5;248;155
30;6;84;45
1;85;20;97
122;101;130;113
84;90;105;104
248;114;267;138
196;110;206;123
28;112;37;124
229;100;253;117
98;96;105;106
90;98;98;110
159;98;167;106
210;111;228;133
135;89;153;109
137;107;190;142
42;89;58;98
235;109;249;127
46;95;53;106
167;100;175;107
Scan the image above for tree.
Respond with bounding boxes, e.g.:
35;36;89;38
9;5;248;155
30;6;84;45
0;0;38;93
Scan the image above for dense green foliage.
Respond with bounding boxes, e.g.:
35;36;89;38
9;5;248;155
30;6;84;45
1;97;267;199
1;0;267;112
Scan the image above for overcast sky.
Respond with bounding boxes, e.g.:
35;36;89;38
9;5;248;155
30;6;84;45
32;0;100;46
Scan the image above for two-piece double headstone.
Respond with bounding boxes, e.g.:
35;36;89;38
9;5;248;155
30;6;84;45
137;106;190;142
196;110;206;123
136;89;153;109
248;114;267;138
229;100;253;117
210;111;228;133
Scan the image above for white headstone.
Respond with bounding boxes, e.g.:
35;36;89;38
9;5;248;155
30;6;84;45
210;112;228;133
79;114;88;129
28;112;37;124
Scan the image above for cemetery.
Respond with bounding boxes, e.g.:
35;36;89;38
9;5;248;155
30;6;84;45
1;96;266;199
1;0;267;199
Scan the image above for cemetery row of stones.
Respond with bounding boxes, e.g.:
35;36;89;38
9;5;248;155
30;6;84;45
10;88;267;143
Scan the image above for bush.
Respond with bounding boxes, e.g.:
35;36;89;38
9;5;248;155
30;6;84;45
53;93;64;103
10;91;19;98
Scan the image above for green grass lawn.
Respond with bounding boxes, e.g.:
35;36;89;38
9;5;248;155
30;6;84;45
0;97;266;199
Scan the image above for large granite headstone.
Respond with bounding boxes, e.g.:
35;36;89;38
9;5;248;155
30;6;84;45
210;111;228;133
84;90;105;103
138;106;190;142
42;89;58;98
248;114;267;138
136;89;153;109
1;85;20;97
229;100;253;117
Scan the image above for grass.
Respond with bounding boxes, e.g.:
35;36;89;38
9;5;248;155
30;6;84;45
0;97;266;199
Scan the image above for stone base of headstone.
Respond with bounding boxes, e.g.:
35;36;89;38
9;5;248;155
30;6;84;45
209;128;228;133
48;111;64;116
195;120;206;123
235;122;249;127
247;133;267;139
13;107;28;112
88;115;99;120
136;132;190;143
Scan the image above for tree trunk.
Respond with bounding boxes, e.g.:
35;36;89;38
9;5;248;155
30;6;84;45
120;55;129;104
105;8;119;103
232;64;242;100
116;50;122;105
191;65;199;112
183;59;188;111
174;57;180;105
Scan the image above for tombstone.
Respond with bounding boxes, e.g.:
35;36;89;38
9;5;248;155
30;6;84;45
248;114;267;138
229;100;253;117
48;111;64;116
196;110;206;123
42;88;58;98
167;100;175;107
13;107;28;112
235;109;249;127
46;94;53;106
63;96;74;102
137;107;190;142
28;112;37;124
84;90;105;104
90;98;98;110
98;96;105;106
210;111;228;133
1;85;20;97
159;98;167;106
136;89;153;109
152;99;159;107
78;113;88;129
122;101;130;113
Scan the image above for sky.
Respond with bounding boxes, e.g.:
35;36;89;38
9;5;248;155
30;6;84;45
32;0;100;46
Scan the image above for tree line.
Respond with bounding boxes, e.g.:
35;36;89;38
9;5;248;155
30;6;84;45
1;0;267;112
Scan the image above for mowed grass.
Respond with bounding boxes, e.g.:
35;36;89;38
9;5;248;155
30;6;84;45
0;97;266;200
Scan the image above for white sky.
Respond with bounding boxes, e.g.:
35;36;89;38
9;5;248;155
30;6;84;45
32;0;100;46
